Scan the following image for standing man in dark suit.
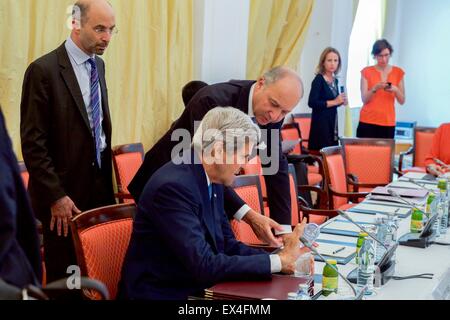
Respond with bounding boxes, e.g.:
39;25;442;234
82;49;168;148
128;67;304;246
119;107;306;300
0;107;41;288
20;0;116;282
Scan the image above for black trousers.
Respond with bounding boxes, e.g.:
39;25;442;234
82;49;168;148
356;122;396;139
41;156;114;284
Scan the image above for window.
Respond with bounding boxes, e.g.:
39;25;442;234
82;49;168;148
346;0;386;108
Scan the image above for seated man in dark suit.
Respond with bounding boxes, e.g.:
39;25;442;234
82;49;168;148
0;107;41;288
129;66;304;247
118;107;307;300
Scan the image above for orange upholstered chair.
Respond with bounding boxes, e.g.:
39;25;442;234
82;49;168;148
281;123;323;187
230;175;266;245
70;203;136;300
321;146;368;210
18;161;29;189
291;113;312;150
399;127;437;173
287;164;331;225
340;138;395;193
112;143;144;203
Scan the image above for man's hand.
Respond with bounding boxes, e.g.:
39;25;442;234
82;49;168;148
50;196;81;237
242;209;284;247
278;219;307;274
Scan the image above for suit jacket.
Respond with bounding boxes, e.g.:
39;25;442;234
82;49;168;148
20;42;114;220
308;74;341;151
118;154;271;300
0;108;41;288
128;80;291;225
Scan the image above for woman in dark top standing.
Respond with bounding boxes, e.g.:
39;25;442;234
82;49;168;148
308;47;347;152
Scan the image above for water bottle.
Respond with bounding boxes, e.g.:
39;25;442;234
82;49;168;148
437;179;449;233
357;238;376;295
296;284;311;300
375;218;387;261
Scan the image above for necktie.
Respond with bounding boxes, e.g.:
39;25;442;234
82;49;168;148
87;58;102;168
208;184;213;200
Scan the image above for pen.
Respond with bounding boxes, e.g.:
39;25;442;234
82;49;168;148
332;247;346;255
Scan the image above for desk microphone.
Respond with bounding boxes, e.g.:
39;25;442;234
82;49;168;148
386;189;424;211
299;236;360;298
336;210;388;250
433;158;450;169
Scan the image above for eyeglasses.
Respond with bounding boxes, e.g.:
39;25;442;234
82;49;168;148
93;26;118;36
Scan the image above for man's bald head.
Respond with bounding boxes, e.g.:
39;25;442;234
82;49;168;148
73;0;113;27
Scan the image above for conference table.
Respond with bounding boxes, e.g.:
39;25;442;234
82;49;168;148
314;214;450;300
205;172;450;300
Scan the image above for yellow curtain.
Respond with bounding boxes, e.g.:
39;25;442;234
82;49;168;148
0;0;193;158
246;0;315;79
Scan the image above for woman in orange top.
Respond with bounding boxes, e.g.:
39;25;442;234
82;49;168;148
425;123;450;176
357;39;406;139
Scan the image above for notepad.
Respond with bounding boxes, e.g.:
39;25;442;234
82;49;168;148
371;186;428;198
348;203;411;217
315;242;355;259
316;233;357;245
402;172;429;180
389;180;437;191
344;212;378;224
321;220;371;233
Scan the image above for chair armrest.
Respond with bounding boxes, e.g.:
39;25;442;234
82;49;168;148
329;186;369;200
43;277;110;300
298;185;328;209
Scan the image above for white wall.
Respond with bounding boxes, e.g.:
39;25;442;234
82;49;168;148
296;0;354;134
193;0;250;84
297;0;334;113
386;0;450;127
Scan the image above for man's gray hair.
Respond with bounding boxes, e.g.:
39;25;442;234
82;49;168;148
192;107;261;154
263;66;302;86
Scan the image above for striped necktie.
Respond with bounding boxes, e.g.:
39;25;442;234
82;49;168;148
87;58;102;168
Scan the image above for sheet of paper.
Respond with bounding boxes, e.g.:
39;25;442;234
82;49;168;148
350;203;411;216
315;242;355;259
322;220;366;233
403;172;428;180
316;233;357;245
343;212;378;224
389;180;437;191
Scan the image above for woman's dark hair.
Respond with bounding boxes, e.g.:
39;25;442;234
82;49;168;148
372;39;394;56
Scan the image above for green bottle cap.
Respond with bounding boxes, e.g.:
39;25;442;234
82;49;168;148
358;232;368;237
438;179;448;191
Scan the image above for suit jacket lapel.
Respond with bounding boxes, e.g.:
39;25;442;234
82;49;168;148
57;42;92;133
234;81;255;115
191;155;219;252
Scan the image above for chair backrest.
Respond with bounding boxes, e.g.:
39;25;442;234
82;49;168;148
112;143;144;203
287;164;301;225
413;127;436;167
70;203;137;300
230;175;265;245
281;123;302;155
291;113;311;149
18;161;29;189
340;138;395;185
240;155;267;200
321;146;348;209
